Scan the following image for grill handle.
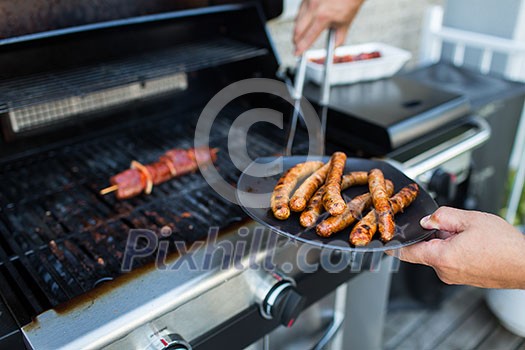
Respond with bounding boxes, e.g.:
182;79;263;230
311;311;345;350
400;116;491;179
312;283;347;350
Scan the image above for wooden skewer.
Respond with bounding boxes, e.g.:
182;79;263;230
100;185;119;195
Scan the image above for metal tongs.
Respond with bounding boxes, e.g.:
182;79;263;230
285;28;336;156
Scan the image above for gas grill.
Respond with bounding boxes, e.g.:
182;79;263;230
0;3;501;349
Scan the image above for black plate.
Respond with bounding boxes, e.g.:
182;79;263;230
237;156;438;251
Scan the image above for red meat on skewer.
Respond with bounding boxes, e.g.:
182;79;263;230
100;147;218;200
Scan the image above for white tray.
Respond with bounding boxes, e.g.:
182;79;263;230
305;42;412;85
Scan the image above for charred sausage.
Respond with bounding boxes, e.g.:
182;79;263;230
290;162;331;212
271;161;324;220
299;171;368;227
390;183;419;215
342;171;368;187
322;152;347;216
300;186;327;228
368;169;395;242
351;183;419;246
316;192;372;237
349;208;378;247
316;180;393;237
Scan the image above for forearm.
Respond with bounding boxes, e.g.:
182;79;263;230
509;233;525;289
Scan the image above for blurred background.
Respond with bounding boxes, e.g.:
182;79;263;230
268;0;444;68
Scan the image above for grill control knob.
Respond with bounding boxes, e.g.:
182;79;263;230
262;281;306;328
428;168;457;204
161;333;192;350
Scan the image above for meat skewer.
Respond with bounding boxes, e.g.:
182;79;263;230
99;147;219;200
350;183;419;246
299;171;368;228
100;185;119;195
316;180;394;237
271;161;324;220
368;169;395;242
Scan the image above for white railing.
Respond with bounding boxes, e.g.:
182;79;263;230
420;6;525;77
420;5;525;224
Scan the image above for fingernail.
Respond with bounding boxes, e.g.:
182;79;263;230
420;215;431;227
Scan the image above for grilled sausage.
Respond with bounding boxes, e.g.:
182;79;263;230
342;171;368;187
290;162;331;212
322;152;347;216
316;180;394;237
299;172;368;227
390;183;419;215
300;186;327;227
317;192;372;237
349;208;378;247
350;183;419;246
271;161;324;220
368;169;395;242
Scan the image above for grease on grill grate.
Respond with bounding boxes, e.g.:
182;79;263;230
0;110;310;321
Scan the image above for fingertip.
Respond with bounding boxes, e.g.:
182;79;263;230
335;39;345;50
335;26;348;47
427;206;468;233
335;35;344;48
292;29;300;46
420;215;432;228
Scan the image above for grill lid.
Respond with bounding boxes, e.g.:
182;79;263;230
0;3;279;142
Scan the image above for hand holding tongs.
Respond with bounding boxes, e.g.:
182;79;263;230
285;28;337;156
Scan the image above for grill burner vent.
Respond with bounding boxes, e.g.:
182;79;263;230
0;38;268;134
8;73;188;133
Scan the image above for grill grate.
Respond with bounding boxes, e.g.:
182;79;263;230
0;105;310;323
